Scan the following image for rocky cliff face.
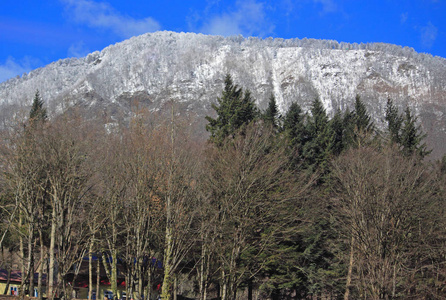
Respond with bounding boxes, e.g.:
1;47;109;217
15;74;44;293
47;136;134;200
1;31;446;157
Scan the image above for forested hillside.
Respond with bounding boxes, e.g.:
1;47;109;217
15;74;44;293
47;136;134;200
0;76;445;300
1;31;446;159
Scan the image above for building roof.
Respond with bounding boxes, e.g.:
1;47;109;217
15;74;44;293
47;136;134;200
0;269;47;284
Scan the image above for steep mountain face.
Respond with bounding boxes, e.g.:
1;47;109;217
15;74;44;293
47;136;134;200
1;31;446;157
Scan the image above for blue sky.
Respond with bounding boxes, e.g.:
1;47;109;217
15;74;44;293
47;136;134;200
1;0;445;83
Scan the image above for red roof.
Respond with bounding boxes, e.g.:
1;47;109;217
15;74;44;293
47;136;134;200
0;270;22;283
0;269;47;284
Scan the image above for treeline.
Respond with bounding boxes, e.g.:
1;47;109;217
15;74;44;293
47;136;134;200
0;77;445;300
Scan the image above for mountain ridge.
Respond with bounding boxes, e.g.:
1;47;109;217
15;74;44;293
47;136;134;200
1;31;446;157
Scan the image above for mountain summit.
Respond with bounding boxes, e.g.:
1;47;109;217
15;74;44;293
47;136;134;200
1;31;446;157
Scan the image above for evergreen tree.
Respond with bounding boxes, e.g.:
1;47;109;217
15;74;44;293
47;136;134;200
302;98;333;171
384;98;403;144
340;96;375;148
205;74;258;145
263;94;279;129
342;108;355;149
282;101;308;169
282;102;306;150
239;90;258;127
29;90;47;122
329;111;345;156
400;107;431;158
353;95;374;133
307;98;329;135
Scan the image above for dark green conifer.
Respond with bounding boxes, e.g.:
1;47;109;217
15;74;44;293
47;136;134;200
205;74;258;146
400;107;431;158
263;94;279;128
353;95;374;133
29;90;47;122
302;98;333;171
282;102;305;148
342;108;355;149
329;111;345;156
282;102;306;167
384;98;403;144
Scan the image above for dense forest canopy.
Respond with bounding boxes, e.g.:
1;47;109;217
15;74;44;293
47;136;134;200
0;78;445;300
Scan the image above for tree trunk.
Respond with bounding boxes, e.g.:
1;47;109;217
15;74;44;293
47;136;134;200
4;269;11;295
28;226;34;297
161;222;173;300
173;276;177;300
145;267;152;300
57;271;64;300
247;279;253;300
38;228;44;300
199;242;208;300
48;204;57;299
137;262;143;300
221;269;227;300
29;255;34;297
89;239;94;300
96;256;101;300
125;273;131;300
344;236;355;300
216;282;220;300
111;249;118;300
19;215;25;297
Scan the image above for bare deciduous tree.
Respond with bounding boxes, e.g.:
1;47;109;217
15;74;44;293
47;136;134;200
202;123;313;300
331;145;438;299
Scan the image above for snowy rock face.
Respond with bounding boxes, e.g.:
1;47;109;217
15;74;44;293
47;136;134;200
1;31;446;158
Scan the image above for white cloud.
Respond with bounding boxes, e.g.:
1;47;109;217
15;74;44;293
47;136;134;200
61;0;161;38
420;22;438;49
0;57;39;83
282;0;295;16
313;0;337;15
199;0;275;37
68;41;90;58
205;0;223;10
400;12;408;24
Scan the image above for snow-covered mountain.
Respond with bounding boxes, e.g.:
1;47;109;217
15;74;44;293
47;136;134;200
1;31;446;157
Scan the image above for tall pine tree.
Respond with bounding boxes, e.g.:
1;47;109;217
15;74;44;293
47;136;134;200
384;98;403;144
353;95;374;134
282;102;306;167
263;94;279;129
29;90;47;122
329;111;345;156
400;107;430;158
205;74;258;146
302;98;333;171
341;108;355;149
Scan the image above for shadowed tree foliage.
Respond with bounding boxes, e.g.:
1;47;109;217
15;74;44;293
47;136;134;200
400;107;431;158
205;74;258;146
384;99;430;158
353;95;374;134
203;123;314;300
385;98;403;145
302;98;333;172
263;94;279;129
29;90;47;122
343;95;376;148
329;111;345;156
282;101;306;167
